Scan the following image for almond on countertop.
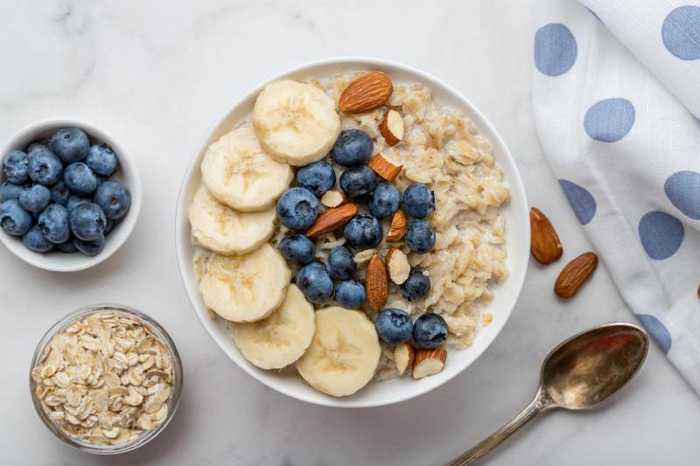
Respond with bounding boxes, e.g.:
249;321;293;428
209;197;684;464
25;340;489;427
379;109;405;146
412;348;447;379
366;255;389;311
530;207;563;265
386;210;408;242
320;190;345;208
338;71;393;113
394;343;415;376
306;203;359;238
554;252;598;299
386;248;410;285
368;154;402;182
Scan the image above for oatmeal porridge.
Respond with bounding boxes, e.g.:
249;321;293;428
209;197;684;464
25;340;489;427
189;70;509;397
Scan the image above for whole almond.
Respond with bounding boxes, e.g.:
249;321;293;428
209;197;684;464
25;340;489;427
338;71;393;113
368;154;402;182
386;210;408;242
530;207;563;265
306;203;358;238
366;255;389;311
554;252;598;299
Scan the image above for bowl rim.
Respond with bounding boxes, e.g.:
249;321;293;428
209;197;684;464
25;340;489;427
175;56;530;408
0;118;142;272
28;303;184;454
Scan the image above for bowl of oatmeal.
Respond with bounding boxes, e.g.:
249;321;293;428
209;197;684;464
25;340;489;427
175;57;529;407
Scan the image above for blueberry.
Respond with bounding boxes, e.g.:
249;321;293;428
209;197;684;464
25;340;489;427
67;195;89;212
369;182;400;219
375;308;413;345
85;143;118;177
3;150;29;184
343;214;382;249
339;166;378;199
94;180;131;220
28;148;63;186
406;219;436;253
74;234;106;257
296;160;336;197
327;246;355;280
0;182;23;202
50;181;70;206
402;183;435;218
276;187;319;231
69;202;106;241
64;162;98;195
38;204;70;244
400;269;431;301
334;280;366;309
22;225;53;253
279;234;315;265
19;185;51;213
0;200;32;236
296;262;333;303
49;127;90;163
56;238;78;253
413;313;448;349
330;129;373;166
104;218;116;236
27;143;48;154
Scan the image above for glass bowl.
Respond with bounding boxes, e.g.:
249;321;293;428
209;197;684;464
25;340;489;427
29;304;183;455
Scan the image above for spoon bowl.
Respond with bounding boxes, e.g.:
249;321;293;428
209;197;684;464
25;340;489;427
448;323;649;465
542;323;648;410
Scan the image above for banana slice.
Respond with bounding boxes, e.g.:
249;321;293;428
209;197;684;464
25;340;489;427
253;80;341;166
296;307;381;397
199;244;291;322
231;285;315;369
201;125;293;212
189;186;276;255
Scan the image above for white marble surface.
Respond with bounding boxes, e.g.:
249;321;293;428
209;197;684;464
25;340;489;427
1;1;699;465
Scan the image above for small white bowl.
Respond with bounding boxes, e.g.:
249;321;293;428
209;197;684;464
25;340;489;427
175;57;530;408
0;119;142;272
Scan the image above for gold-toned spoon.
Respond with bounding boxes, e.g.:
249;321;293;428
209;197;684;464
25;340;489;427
447;323;649;466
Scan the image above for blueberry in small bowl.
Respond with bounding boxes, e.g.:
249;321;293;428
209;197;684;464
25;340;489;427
0;119;141;271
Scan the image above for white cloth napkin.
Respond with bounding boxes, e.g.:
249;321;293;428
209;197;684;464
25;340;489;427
532;0;700;394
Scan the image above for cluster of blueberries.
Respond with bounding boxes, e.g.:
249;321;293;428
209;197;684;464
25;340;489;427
276;129;448;349
0;127;131;256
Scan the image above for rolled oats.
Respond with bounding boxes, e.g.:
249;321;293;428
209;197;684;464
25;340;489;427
32;311;175;446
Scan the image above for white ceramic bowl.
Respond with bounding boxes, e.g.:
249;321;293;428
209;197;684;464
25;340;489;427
0;119;142;272
175;57;529;408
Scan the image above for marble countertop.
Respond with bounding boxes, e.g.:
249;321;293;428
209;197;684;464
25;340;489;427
2;1;700;465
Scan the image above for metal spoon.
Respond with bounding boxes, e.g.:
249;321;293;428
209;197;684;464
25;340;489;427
447;323;649;466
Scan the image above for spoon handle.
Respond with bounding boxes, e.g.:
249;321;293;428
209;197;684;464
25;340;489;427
446;390;549;466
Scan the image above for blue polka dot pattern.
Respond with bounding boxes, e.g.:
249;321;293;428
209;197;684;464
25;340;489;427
559;179;597;225
662;5;700;60
638;211;684;260
637;314;672;354
664;171;700;220
584;98;636;142
534;23;578;76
